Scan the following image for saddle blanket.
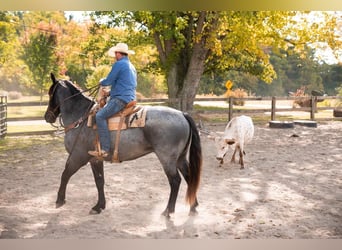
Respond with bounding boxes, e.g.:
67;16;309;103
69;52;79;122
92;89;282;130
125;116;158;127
109;107;146;130
91;107;147;131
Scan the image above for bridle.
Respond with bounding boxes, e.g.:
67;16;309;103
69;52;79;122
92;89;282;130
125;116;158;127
46;80;99;132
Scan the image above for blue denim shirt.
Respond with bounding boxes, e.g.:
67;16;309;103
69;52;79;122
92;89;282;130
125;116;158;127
100;56;137;103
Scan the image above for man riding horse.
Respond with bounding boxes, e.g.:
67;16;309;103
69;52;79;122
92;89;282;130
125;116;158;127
88;42;137;159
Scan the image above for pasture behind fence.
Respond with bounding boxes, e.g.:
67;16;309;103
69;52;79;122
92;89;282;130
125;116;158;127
4;95;342;136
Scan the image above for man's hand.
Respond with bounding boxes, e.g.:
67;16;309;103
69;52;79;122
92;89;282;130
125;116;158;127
101;87;110;97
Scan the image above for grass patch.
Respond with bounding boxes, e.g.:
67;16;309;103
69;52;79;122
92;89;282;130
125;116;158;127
7;124;55;133
193;104;227;111
0;135;63;151
6;95;48;119
7;95;49;103
7;106;47;119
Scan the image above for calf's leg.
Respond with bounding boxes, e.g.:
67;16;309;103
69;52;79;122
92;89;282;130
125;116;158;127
239;147;244;169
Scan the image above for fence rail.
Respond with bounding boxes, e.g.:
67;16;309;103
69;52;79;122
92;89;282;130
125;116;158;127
3;95;342;137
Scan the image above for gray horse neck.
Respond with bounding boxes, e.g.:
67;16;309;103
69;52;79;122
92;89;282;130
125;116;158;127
61;99;93;127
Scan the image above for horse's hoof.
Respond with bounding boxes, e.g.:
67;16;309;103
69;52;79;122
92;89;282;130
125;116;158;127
161;210;171;219
56;200;65;208
189;209;198;216
89;205;105;214
89;208;102;215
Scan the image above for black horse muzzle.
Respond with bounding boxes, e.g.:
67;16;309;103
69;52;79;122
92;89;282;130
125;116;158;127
44;110;58;123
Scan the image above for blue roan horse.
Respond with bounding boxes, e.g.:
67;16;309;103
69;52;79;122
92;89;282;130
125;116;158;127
44;73;202;217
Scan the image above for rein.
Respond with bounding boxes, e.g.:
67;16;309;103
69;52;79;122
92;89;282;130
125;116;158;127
63;112;90;133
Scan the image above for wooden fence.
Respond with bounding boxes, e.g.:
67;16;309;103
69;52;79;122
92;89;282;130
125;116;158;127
3;95;342;136
223;96;341;121
0;96;7;138
190;96;341;121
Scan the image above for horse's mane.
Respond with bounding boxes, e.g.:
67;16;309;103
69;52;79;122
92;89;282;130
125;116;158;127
63;79;94;102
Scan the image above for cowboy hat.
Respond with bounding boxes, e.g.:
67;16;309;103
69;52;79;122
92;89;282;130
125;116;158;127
108;43;135;57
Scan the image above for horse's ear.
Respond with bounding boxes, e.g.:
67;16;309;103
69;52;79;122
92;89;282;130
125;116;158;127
50;73;56;83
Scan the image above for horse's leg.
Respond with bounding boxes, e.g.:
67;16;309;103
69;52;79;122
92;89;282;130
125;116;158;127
89;158;106;214
56;159;83;208
177;158;199;216
161;165;181;218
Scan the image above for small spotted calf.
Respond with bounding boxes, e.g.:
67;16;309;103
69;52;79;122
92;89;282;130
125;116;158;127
212;115;254;169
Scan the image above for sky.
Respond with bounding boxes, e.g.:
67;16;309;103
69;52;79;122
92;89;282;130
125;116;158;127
64;11;90;22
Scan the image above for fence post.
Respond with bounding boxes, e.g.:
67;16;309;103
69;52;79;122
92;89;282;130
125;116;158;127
310;96;317;120
228;97;233;121
271;97;276;121
0;95;7;139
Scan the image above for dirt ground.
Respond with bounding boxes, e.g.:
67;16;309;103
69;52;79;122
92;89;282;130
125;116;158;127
0;121;341;239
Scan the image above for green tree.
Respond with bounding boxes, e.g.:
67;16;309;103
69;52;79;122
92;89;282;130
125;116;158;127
254;47;325;96
0;12;17;90
0;11;31;93
93;11;297;111
21;27;58;100
280;47;324;94
61;18;94;88
320;64;342;95
0;11;14;65
80;19;166;96
93;11;342;111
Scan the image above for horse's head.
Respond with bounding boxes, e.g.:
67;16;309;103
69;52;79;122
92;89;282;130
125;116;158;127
44;73;61;123
44;73;94;124
44;73;79;123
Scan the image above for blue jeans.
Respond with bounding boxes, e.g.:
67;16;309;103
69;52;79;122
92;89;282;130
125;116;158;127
95;97;127;152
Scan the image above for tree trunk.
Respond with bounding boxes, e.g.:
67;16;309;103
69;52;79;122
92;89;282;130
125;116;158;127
180;44;208;111
166;56;189;110
179;11;215;111
166;64;181;109
154;11;218;112
166;50;207;111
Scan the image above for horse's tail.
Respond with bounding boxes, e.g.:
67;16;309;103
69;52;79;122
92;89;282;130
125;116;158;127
183;113;202;206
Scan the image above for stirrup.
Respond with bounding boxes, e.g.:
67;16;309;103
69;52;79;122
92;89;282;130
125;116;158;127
88;150;109;158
